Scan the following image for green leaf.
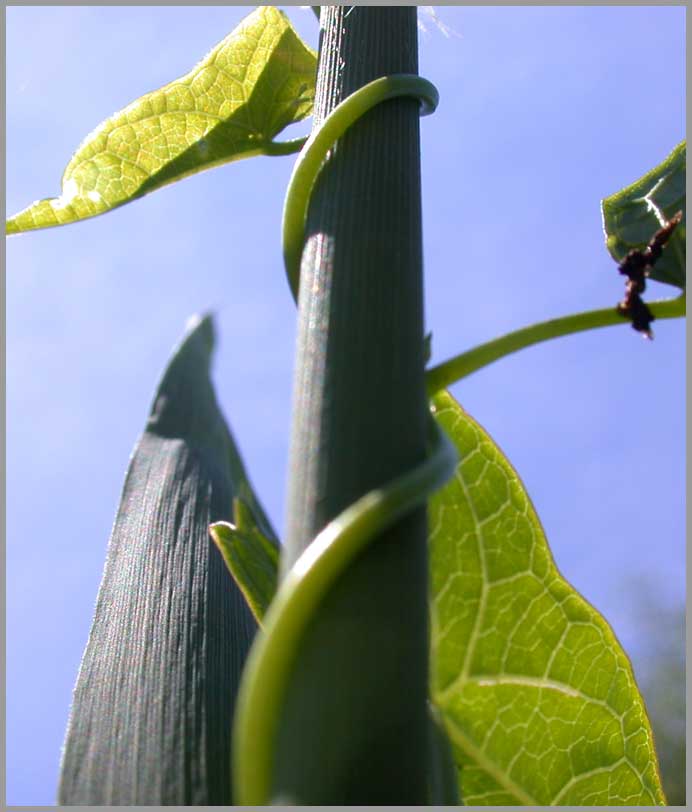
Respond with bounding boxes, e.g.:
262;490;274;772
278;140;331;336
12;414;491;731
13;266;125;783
210;498;281;625
429;389;665;806
601;141;686;290
59;314;270;805
7;7;316;235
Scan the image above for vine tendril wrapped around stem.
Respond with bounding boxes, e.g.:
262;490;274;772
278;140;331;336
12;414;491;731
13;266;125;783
232;73;456;805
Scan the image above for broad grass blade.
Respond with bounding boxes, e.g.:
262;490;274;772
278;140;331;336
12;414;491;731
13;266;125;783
59;314;268;804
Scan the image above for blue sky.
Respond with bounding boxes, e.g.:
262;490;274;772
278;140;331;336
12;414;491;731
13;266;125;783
6;6;685;806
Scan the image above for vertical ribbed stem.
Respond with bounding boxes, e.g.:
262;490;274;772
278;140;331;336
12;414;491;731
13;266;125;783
278;7;430;803
284;8;426;564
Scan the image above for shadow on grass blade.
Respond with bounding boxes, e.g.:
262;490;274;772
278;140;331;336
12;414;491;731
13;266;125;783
58;314;270;805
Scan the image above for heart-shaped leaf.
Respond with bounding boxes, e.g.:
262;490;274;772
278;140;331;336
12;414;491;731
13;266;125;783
58;314;273;805
7;7;316;235
429;389;665;806
601;141;685;290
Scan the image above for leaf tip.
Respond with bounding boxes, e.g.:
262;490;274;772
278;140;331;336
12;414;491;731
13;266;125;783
209;520;235;539
184;310;215;336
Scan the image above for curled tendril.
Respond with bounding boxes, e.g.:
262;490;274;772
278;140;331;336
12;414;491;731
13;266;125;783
232;74;457;804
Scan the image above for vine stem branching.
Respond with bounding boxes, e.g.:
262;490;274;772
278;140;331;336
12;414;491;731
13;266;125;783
425;296;686;395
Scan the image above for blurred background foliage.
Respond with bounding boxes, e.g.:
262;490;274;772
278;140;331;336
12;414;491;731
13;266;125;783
626;578;685;806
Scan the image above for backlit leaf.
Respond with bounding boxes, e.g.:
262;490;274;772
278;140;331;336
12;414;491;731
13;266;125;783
601;141;685;290
7;7;316;235
429;389;665;806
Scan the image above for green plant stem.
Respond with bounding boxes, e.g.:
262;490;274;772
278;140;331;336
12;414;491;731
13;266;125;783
281;75;438;298
232;72;456;806
425;296;686;395
233;418;455;805
276;7;431;804
261;137;308;157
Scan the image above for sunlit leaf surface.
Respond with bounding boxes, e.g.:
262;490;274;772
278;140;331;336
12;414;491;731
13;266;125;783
7;7;316;234
601;141;685;290
429;389;665;806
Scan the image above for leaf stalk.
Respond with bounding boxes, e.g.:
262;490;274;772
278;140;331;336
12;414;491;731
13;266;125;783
426;296;686;394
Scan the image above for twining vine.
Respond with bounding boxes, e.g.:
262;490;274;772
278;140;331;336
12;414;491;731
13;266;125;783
230;69;685;805
232;73;458;806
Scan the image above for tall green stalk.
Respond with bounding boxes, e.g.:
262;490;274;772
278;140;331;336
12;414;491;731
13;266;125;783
276;7;431;803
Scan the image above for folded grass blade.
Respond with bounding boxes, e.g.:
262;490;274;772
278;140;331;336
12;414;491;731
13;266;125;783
58;314;271;805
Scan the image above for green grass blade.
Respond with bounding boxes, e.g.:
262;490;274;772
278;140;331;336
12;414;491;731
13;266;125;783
58;314;270;805
429;390;665;806
601;141;685;290
6;7;316;235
